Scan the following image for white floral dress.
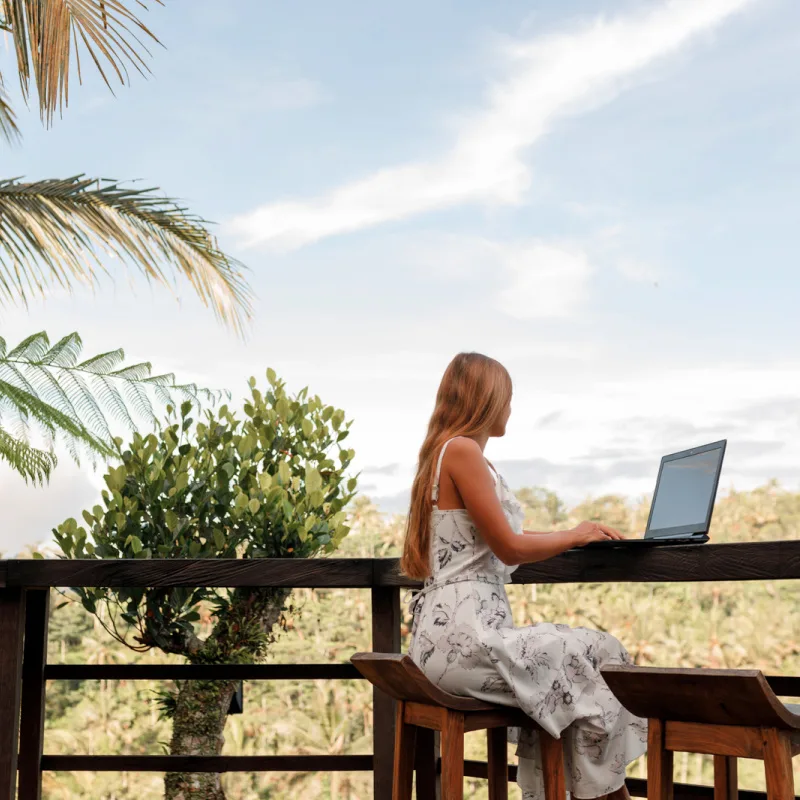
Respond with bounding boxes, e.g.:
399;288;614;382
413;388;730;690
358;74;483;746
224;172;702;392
407;438;648;800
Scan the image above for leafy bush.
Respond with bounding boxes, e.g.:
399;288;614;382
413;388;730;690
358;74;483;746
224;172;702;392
54;368;356;656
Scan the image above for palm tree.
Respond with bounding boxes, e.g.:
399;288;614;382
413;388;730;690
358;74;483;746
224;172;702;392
0;1;252;481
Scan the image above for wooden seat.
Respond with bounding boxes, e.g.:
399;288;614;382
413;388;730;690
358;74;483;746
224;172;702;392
352;652;566;800
602;665;800;800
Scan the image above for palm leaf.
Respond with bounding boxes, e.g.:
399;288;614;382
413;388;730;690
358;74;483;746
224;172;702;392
2;0;161;126
0;330;219;481
0;428;56;483
0;176;252;332
0;75;21;144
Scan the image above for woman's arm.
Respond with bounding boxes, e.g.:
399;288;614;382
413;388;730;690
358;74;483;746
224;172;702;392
444;438;620;566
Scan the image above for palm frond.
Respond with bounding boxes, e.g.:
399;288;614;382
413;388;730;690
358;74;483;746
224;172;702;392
0;428;56;483
0;74;21;144
0;176;252;332
0;330;220;481
2;0;162;126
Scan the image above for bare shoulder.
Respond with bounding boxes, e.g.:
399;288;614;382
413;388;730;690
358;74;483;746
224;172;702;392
443;437;484;467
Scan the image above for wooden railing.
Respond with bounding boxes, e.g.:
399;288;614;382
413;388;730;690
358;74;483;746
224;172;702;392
2;541;800;799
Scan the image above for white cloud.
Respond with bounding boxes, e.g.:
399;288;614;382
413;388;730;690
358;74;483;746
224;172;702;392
402;233;593;318
493;241;592;319
616;259;662;284
227;0;753;251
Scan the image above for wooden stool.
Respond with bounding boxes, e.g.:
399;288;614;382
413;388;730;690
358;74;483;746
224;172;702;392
603;666;800;800
352;652;566;800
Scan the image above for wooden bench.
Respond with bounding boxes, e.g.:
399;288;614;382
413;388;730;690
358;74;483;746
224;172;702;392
602;666;800;800
352;652;566;800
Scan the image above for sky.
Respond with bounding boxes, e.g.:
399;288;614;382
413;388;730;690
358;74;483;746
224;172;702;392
1;0;799;552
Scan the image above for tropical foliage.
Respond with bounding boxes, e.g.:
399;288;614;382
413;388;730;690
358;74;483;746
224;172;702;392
55;370;356;799
0;331;214;483
0;1;251;330
34;481;800;799
0;1;252;486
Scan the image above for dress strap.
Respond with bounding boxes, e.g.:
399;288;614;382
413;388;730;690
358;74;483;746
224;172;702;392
432;437;461;504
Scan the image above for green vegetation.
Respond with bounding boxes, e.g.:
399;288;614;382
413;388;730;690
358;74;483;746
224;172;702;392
36;481;800;798
0;331;216;484
54;371;355;799
0;2;250;331
0;2;252;488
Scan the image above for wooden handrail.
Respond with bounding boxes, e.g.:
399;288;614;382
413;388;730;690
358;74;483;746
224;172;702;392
3;540;800;589
3;541;800;799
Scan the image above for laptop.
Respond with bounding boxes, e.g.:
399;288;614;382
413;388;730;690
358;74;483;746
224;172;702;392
582;439;727;548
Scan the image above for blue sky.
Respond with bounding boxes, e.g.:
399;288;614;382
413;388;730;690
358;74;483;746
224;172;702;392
1;0;799;551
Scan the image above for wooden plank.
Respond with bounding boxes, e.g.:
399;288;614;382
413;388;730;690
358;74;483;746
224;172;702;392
6;558;374;588
414;727;440;800
440;711;465;800
405;702;446;731
540;729;566;800
393;702;415;800
6;541;800;590
511;541;800;585
603;667;799;729
18;590;50;800
486;726;508;800
649;719;674;800
762;729;794;800
351;652;496;711
714;756;738;800
40;754;373;772
44;663;362;681
461;767;796;800
631;780;778;800
371;586;401;800
666;722;765;758
0;587;25;800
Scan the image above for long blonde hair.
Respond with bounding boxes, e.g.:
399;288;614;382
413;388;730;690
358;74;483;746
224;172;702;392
400;352;512;580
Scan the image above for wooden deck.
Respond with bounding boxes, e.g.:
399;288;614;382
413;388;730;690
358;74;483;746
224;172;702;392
2;541;800;799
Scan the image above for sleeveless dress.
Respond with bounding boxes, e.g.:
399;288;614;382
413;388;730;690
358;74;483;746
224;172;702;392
407;438;648;800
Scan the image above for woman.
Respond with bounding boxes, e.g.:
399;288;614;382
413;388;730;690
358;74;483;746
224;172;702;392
403;352;647;800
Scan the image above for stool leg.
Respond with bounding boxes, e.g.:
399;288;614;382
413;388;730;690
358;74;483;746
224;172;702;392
714;756;738;800
487;726;508;800
647;719;674;800
415;727;440;800
762;729;794;800
440;710;465;800
393;701;416;800
540;729;566;800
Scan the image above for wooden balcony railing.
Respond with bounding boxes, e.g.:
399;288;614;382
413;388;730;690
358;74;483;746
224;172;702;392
2;541;800;799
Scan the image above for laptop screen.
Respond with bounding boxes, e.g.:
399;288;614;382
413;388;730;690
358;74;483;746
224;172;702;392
645;442;726;537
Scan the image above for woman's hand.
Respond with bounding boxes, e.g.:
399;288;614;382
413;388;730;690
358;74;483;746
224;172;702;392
571;520;624;546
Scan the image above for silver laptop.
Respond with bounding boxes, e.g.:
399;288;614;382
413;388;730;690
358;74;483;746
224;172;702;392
583;439;727;548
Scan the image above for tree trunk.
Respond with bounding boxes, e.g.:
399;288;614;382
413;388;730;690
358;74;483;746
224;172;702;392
163;587;291;800
163;678;238;800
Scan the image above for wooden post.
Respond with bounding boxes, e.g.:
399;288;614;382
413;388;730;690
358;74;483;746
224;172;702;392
647;719;674;800
440;710;465;800
414;727;440;800
761;728;794;800
540;729;566;800
0;588;26;800
18;590;50;800
487;726;508;800
713;755;738;800
392;701;415;800
371;586;400;799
